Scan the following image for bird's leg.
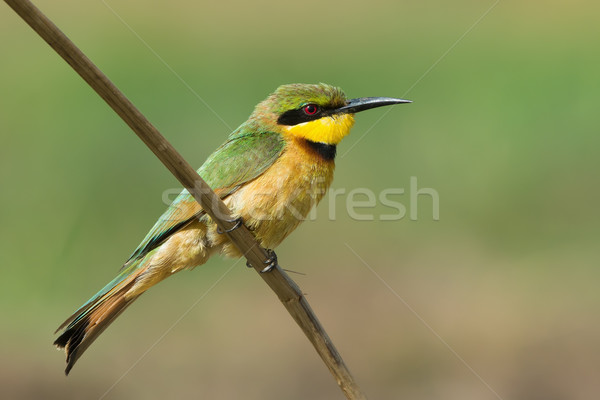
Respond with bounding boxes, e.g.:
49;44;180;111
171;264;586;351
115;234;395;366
245;249;278;273
218;217;275;273
216;217;243;234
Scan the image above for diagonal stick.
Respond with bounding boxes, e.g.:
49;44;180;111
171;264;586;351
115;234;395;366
4;0;367;398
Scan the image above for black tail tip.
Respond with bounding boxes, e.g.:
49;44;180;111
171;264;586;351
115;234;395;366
53;335;68;349
54;320;88;376
64;359;75;375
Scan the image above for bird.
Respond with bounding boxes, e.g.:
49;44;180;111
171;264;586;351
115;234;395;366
54;83;411;374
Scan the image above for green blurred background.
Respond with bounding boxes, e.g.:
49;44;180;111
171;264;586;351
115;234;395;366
1;0;599;399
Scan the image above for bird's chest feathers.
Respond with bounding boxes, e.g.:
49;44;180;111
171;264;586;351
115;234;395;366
227;140;334;247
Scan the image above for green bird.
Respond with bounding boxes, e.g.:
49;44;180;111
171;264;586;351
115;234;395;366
54;83;410;374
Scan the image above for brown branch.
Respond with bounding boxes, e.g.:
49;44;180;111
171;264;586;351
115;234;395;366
4;0;367;398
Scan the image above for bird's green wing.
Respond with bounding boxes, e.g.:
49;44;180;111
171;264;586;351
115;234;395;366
125;129;285;264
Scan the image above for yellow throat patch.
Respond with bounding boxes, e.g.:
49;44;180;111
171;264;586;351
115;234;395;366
284;114;355;145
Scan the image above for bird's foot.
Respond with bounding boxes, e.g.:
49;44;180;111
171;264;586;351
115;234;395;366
216;217;243;234
246;249;278;273
261;249;278;273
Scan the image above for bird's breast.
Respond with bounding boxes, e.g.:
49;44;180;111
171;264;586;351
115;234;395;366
225;138;335;249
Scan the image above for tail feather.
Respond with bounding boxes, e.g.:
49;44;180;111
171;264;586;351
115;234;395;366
55;258;144;335
54;276;141;375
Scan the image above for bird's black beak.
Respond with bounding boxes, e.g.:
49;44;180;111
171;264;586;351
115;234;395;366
335;97;412;114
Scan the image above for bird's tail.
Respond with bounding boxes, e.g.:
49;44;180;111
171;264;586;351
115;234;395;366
54;261;147;375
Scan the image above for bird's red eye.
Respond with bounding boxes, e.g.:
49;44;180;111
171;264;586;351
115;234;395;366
303;104;319;115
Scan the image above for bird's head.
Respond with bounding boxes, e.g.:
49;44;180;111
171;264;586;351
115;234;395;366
250;83;411;146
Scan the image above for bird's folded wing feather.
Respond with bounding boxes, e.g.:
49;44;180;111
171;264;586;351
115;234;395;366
125;129;285;264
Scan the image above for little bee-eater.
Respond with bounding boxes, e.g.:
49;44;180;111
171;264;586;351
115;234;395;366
54;83;410;374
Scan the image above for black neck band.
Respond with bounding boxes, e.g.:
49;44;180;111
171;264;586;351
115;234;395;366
305;140;336;161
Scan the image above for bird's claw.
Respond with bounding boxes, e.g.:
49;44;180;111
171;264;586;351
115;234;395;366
216;217;243;234
261;249;278;273
246;249;278;273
